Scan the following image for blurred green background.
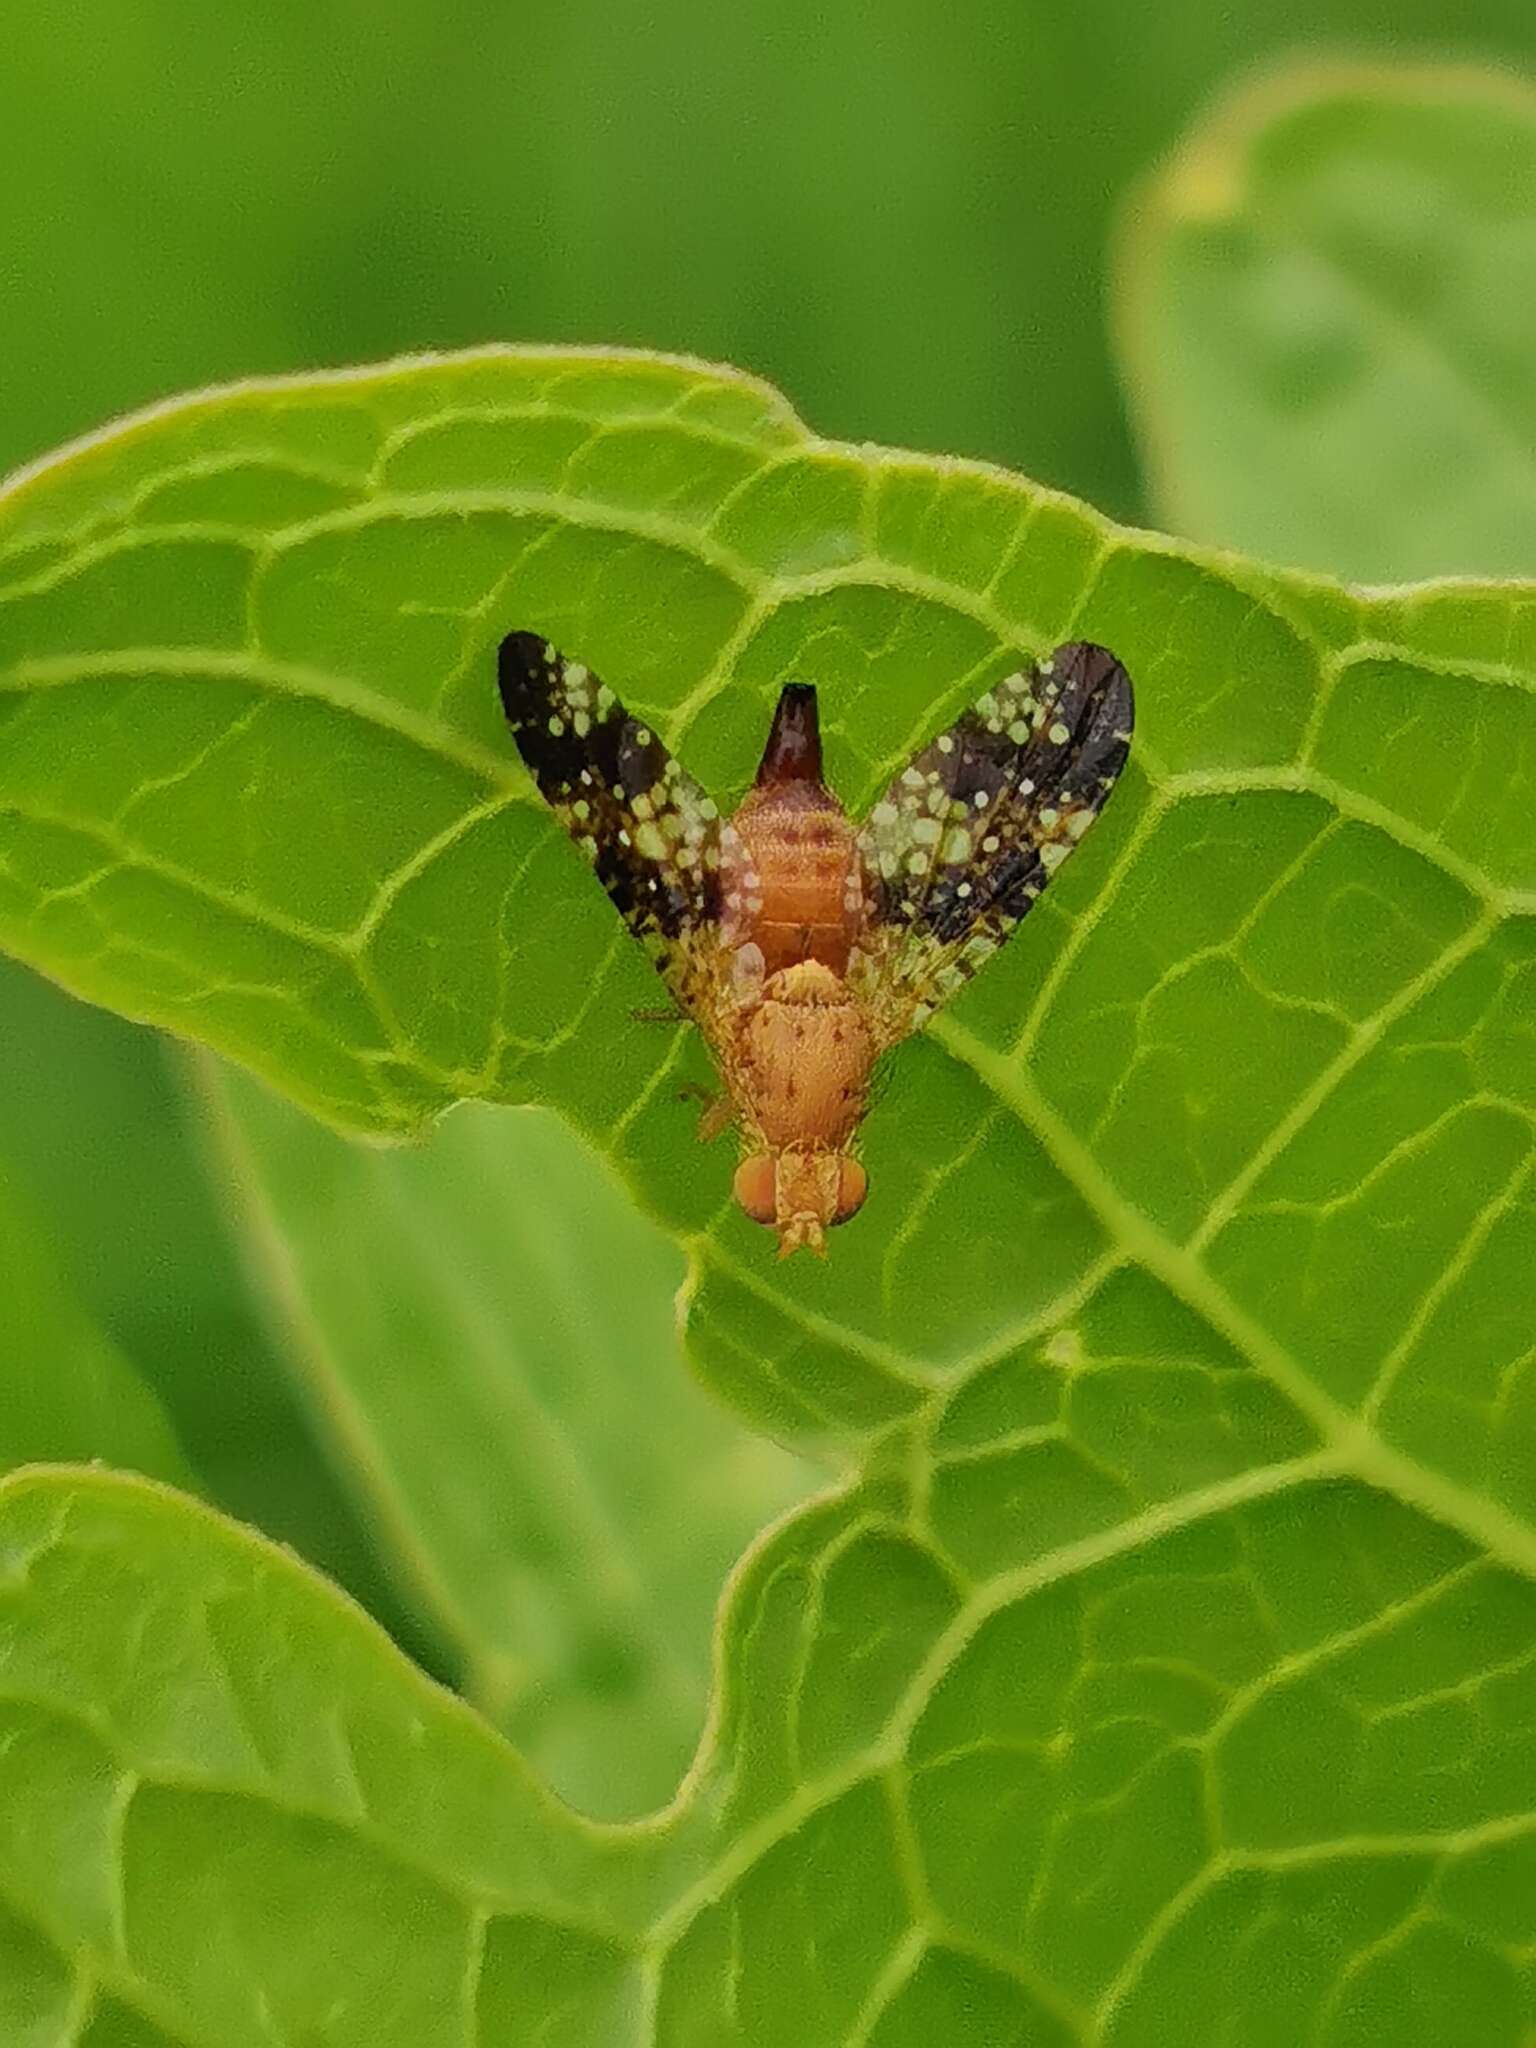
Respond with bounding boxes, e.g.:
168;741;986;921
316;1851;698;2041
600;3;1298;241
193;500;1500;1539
3;0;1533;1812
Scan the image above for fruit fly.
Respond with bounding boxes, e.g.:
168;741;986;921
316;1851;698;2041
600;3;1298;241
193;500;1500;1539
498;634;1134;1256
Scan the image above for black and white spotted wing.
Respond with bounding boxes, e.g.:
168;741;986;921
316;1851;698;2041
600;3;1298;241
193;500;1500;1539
497;632;724;1014
851;641;1133;1045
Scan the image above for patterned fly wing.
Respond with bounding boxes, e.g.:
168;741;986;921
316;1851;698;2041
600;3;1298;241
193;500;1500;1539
851;641;1134;1045
497;632;725;1017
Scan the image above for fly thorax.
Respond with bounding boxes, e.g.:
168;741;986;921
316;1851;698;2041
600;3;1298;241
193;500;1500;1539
742;974;873;1149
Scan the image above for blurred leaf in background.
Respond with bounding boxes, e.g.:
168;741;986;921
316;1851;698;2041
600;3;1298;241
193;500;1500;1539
1117;61;1536;579
0;1159;188;1481
8;1;1536;516
0;957;425;1638
203;1070;812;1819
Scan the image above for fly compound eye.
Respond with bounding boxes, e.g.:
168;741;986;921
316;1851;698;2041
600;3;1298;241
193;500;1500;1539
732;1155;778;1225
833;1157;867;1223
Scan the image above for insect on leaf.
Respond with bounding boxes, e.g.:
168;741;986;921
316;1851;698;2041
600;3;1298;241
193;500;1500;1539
499;632;1134;1256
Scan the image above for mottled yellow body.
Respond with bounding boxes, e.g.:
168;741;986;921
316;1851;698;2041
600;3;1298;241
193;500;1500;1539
710;689;878;1254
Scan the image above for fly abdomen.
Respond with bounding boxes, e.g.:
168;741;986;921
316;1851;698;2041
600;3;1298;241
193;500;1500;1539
726;785;863;973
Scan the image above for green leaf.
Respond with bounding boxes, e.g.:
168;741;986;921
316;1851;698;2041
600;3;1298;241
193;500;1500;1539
0;957;453;1654
202;1063;811;1821
5;1436;1536;2046
0;1164;189;1484
1114;61;1536;581
0;349;1533;2036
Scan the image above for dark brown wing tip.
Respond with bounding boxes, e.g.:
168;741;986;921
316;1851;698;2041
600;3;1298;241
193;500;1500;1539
754;681;823;787
1051;641;1135;737
496;628;554;727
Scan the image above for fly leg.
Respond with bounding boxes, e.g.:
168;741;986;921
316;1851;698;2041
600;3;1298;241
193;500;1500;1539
678;1082;734;1143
